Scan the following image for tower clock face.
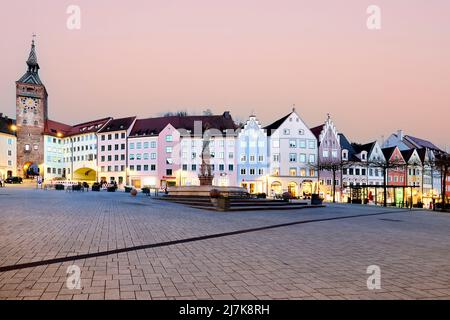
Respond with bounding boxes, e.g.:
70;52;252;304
20;97;38;111
19;97;40;125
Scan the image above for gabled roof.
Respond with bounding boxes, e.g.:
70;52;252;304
400;149;415;162
416;148;428;163
98;117;136;133
310;124;324;140
339;133;360;161
404;135;442;152
130;112;237;137
382;146;397;160
263;112;292;136
352;142;375;154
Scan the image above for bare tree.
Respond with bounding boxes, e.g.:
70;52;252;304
163;110;189;117
312;160;353;203
367;158;406;207
202;109;214;116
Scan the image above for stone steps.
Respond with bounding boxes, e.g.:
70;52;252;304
157;196;322;211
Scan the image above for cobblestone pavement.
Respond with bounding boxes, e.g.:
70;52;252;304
0;187;450;300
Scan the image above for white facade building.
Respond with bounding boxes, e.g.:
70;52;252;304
264;109;318;198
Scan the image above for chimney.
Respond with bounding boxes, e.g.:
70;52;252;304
0;113;3;118
397;130;404;141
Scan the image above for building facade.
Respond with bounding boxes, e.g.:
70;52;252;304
265;109;318;198
0;114;17;179
311;115;341;201
97;117;136;186
237;115;269;194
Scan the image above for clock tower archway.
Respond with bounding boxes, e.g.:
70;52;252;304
16;38;48;178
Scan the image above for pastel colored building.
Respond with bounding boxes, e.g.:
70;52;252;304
417;148;434;206
339;134;369;188
97;117;137;186
382;146;406;205
158;123;181;188
0;114;17;179
127;118;159;188
383;129;444;199
126;113;238;188
42;118;111;182
264;109;318;198
176;113;237;188
401;149;423;204
310;115;341;201
237;115;269;194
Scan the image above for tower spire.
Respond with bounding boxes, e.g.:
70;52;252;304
26;34;39;72
18;35;43;85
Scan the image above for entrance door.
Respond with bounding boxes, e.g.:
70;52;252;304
132;179;141;189
249;183;255;194
288;182;298;198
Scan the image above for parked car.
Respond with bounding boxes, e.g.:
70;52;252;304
5;177;23;184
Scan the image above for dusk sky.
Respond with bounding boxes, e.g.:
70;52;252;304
0;1;449;149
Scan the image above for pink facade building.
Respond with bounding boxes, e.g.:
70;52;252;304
311;115;341;202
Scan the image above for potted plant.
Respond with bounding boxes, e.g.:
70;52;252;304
55;184;65;191
141;187;150;195
124;186;133;193
92;183;101;192
282;192;293;202
311;194;324;205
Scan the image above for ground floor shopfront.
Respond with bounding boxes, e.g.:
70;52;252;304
267;176;319;199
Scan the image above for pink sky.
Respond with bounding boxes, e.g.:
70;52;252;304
0;0;449;149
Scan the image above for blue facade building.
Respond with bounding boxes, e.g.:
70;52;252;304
237;115;269;194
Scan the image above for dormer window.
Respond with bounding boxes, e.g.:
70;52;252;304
342;150;348;160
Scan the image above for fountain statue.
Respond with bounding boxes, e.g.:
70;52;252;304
198;138;214;186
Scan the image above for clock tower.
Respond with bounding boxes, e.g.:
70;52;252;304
16;38;48;178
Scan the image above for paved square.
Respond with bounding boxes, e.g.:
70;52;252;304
1;187;450;300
